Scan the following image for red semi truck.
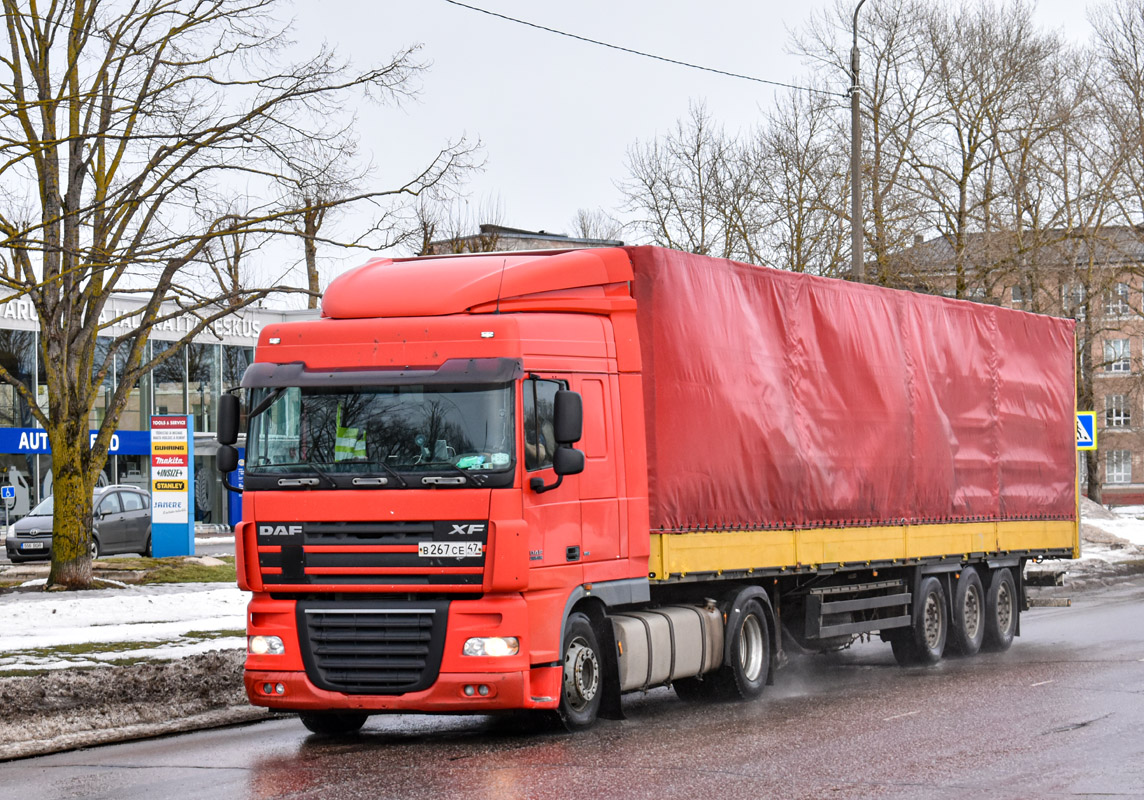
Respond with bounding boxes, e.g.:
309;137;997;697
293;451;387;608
215;246;1078;734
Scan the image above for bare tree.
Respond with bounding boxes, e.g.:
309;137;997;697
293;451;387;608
412;196;505;255
619;103;756;260
756;88;850;275
569;208;625;242
0;0;474;588
793;0;935;283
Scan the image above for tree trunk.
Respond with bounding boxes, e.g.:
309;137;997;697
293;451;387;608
45;423;95;588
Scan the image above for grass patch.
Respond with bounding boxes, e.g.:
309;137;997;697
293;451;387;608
138;556;236;585
184;629;245;640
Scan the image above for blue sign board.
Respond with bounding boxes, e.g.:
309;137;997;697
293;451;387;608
1076;412;1097;451
0;428;152;455
1;485;13;500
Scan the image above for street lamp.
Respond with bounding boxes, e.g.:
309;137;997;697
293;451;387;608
850;0;867;283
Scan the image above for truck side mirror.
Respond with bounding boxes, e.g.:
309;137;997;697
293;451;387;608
552;446;585;476
553;390;582;444
217;393;240;446
217;444;239;474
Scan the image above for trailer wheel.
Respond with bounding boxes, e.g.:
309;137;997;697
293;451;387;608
948;567;985;656
711;598;770;700
555;612;602;730
299;711;369;736
982;567;1017;652
891;576;947;665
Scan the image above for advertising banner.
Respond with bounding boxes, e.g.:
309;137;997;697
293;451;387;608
150;415;194;556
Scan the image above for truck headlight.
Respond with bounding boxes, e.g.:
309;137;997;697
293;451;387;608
248;635;285;655
463;636;519;657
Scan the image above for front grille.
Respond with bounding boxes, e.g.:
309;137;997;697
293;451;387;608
297;600;449;694
258;520;488;588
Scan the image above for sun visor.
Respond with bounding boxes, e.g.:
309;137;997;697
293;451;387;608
241;357;524;388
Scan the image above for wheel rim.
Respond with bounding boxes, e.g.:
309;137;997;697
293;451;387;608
562;637;599;712
996;581;1013;635
89;539;98;559
964;584;982;640
739;614;765;682
923;591;943;649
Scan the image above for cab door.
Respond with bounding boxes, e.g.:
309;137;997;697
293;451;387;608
521;376;582;573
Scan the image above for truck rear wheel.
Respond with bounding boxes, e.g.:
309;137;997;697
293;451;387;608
299;711;369;736
891;576;947;666
982;567;1017;652
948;567;985;656
556;612;602;730
710;598;770;700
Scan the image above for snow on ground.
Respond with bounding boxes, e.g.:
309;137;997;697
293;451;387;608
0;583;248;672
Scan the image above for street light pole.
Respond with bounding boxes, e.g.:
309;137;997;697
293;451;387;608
850;0;867;283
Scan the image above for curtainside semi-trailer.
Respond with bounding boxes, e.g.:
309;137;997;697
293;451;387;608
215;246;1078;734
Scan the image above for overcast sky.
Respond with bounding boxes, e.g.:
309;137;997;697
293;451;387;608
288;0;1096;276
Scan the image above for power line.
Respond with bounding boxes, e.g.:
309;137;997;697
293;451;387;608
441;0;845;99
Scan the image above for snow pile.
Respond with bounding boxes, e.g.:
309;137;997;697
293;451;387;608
0;583;248;672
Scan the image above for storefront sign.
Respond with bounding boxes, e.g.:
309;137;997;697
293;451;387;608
0;428;152;455
150;415;194;556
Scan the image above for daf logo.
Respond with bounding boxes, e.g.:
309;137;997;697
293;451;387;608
259;524;302;537
449;524;486;536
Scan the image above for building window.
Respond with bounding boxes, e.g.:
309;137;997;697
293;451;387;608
1104;339;1131;373
1062;283;1086;318
1107;449;1132;484
1105;394;1131;428
1105;282;1131;317
1012;284;1029;308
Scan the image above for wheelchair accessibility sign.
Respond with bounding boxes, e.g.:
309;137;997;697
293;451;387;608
1076;412;1097;450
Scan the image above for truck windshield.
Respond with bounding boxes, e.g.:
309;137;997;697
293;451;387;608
244;383;515;488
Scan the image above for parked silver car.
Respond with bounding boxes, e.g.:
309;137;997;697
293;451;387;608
5;485;152;563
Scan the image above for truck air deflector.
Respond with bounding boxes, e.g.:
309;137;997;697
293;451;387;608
241;357;523;388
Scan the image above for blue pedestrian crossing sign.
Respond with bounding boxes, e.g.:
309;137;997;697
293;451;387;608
1076;412;1097;450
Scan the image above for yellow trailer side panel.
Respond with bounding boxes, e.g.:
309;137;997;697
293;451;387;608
648;520;1079;579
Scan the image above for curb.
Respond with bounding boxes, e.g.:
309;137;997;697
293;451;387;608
0;706;271;762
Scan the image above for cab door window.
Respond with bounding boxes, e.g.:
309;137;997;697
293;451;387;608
523;378;562;471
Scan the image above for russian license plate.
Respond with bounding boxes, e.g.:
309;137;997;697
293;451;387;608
20;542;45;550
418;541;482;558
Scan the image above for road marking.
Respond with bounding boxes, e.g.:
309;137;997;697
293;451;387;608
1031;680;1055;687
882;710;921;721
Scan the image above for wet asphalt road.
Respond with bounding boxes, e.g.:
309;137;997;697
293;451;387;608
4;577;1143;800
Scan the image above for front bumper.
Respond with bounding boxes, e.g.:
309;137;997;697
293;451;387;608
244;666;562;713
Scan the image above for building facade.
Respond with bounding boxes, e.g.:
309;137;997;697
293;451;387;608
0;295;313;527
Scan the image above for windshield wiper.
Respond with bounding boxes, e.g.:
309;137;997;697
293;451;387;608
254;461;336;489
421;462;486;487
336;458;409;488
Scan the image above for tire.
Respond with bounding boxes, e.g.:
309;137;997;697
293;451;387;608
887;628;916;666
672;674;724;702
89;535;101;560
299;711;369;736
982;568;1017;652
893;576;948;665
143;534;152;558
555;612;603;730
948;568;985;656
709;598;770;700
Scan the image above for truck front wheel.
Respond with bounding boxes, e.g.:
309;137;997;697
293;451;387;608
556;612;602;730
299;711;369;736
982;567;1017;652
